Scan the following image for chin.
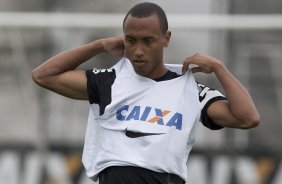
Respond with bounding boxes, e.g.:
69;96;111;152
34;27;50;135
133;68;147;77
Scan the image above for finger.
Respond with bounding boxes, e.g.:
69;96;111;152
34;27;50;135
123;49;127;57
191;67;203;73
182;61;189;75
182;55;195;74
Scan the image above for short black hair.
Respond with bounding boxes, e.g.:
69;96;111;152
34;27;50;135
123;2;168;34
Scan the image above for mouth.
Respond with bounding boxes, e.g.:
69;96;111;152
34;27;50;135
132;59;147;67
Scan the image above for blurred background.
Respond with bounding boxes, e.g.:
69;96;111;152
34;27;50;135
0;0;281;184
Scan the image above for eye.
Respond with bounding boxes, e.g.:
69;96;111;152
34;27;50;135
144;38;152;45
126;37;135;44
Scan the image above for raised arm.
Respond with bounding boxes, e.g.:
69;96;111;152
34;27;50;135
182;53;260;129
32;36;125;100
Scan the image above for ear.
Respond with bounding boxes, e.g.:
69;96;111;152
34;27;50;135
163;31;171;48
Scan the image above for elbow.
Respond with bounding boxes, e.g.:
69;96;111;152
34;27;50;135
32;69;41;85
239;114;260;129
31;68;47;87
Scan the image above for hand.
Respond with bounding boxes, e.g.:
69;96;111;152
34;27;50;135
182;53;222;75
101;36;125;57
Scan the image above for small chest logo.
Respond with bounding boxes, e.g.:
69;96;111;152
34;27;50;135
116;105;183;130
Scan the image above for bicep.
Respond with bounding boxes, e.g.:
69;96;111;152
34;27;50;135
207;100;243;128
38;70;88;100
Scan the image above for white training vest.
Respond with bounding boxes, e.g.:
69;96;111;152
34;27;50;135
82;58;201;182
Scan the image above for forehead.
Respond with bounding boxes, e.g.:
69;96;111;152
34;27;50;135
123;14;163;37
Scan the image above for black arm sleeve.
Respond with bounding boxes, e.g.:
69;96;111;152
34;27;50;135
200;96;226;130
85;68;116;115
198;83;226;130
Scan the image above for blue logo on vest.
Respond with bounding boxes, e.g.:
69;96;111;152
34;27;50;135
116;105;182;130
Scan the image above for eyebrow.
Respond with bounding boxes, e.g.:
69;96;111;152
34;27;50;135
125;35;134;39
125;35;155;40
143;36;154;40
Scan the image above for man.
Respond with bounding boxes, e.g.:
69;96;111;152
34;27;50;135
32;2;260;184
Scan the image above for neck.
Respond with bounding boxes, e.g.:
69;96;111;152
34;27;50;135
147;64;168;79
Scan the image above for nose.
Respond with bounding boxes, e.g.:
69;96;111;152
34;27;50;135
134;43;144;58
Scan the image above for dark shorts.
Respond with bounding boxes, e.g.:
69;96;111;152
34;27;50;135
99;166;185;184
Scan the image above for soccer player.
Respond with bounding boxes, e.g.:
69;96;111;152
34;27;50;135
32;2;260;184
